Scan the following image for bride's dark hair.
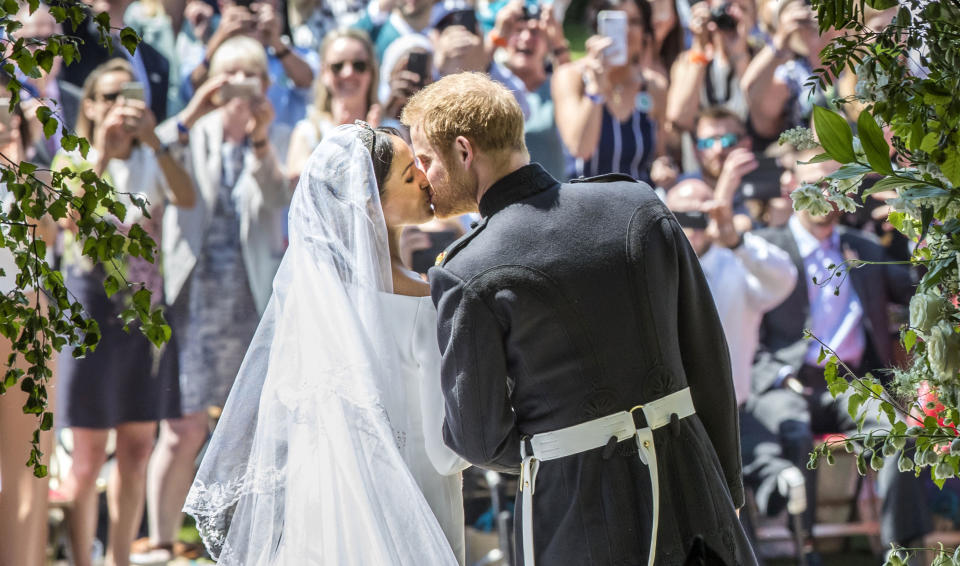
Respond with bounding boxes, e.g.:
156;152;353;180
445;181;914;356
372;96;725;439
356;122;401;194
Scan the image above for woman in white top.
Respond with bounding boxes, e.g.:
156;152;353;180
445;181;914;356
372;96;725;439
185;122;469;565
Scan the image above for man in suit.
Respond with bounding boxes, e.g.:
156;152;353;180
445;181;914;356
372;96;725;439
749;154;931;558
60;0;170;122
403;72;757;566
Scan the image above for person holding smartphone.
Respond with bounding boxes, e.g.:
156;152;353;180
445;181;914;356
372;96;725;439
378;34;434;132
135;36;292;563
551;0;668;185
496;0;569;180
740;0;838;141
52;58;196;566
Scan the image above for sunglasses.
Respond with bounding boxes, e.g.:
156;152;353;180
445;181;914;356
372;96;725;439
696;133;740;150
98;91;122;102
329;60;369;74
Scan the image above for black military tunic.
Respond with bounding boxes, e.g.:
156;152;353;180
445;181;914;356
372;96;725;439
429;164;757;566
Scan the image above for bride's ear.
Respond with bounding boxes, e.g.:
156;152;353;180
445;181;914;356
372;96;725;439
454;135;474;169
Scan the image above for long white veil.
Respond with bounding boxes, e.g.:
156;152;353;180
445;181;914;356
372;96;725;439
183;124;459;565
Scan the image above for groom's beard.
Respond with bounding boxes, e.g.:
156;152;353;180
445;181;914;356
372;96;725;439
431;158;480;218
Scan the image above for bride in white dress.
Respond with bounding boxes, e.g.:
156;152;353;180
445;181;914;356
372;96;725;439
183;123;469;565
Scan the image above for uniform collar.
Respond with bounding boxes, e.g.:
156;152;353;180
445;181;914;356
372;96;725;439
478;163;559;218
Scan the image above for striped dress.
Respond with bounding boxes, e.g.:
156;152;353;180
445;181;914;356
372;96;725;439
569;103;656;183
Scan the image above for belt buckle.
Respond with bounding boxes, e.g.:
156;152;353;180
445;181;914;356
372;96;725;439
630;404;648;429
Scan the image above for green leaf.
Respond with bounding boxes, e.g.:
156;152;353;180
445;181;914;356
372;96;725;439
941;150;960;187
800;152;834;165
862;176;926;198
827;163;872;180
814;106;857;164
920;132;939;154
848;392;864;421
40;411;53;431
880;401;897;426
60;133;77;152
103;274;120;298
35;50;53;74
18;161;37;176
60;41;74;65
132;289;151;313
919;206;934;243
94;11;111;31
904;329;917;353
857;111;894;175
42;116;57;139
119;27;140;56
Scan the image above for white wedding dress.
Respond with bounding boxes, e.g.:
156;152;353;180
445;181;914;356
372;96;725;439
184;124;467;565
380;293;468;563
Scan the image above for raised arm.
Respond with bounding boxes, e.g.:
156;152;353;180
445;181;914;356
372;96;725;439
664;2;712;133
551;37;612;160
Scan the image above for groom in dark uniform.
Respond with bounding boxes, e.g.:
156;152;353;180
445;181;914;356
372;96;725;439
403;72;757;566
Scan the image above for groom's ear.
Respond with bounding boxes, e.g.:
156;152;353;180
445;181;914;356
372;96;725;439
454;135;474;168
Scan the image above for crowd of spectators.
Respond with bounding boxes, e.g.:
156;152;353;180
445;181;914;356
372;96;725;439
0;0;938;564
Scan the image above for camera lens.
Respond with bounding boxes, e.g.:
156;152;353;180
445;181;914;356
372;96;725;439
710;4;737;30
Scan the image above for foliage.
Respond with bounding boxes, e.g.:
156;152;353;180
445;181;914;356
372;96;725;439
783;0;960;559
0;0;169;476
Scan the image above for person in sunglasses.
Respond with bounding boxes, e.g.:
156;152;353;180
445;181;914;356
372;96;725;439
690;105;758;232
286;29;380;184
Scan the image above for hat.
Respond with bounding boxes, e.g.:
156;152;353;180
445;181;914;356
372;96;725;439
429;0;476;29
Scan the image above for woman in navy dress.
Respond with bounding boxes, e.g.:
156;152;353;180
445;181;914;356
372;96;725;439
552;0;668;184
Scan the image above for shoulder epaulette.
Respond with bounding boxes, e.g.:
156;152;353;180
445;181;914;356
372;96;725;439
569;173;640;184
435;217;489;268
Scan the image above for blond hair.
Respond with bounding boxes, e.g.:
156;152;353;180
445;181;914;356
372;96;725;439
208;36;269;82
401;72;527;158
76;58;135;140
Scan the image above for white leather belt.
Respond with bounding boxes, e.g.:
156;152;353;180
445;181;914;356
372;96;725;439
519;387;696;566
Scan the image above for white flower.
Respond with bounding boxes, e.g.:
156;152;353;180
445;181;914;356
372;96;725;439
927;321;960;384
910;292;946;335
791;183;834;216
778;127;820;151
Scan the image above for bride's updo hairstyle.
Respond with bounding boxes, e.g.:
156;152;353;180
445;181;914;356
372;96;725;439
356;121;402;194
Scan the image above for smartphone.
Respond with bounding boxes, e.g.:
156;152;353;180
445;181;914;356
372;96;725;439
220;77;261;102
119;82;145;102
406;51;429;85
411;231;460;274
597;10;628;67
672;210;709;230
740;156;785;201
